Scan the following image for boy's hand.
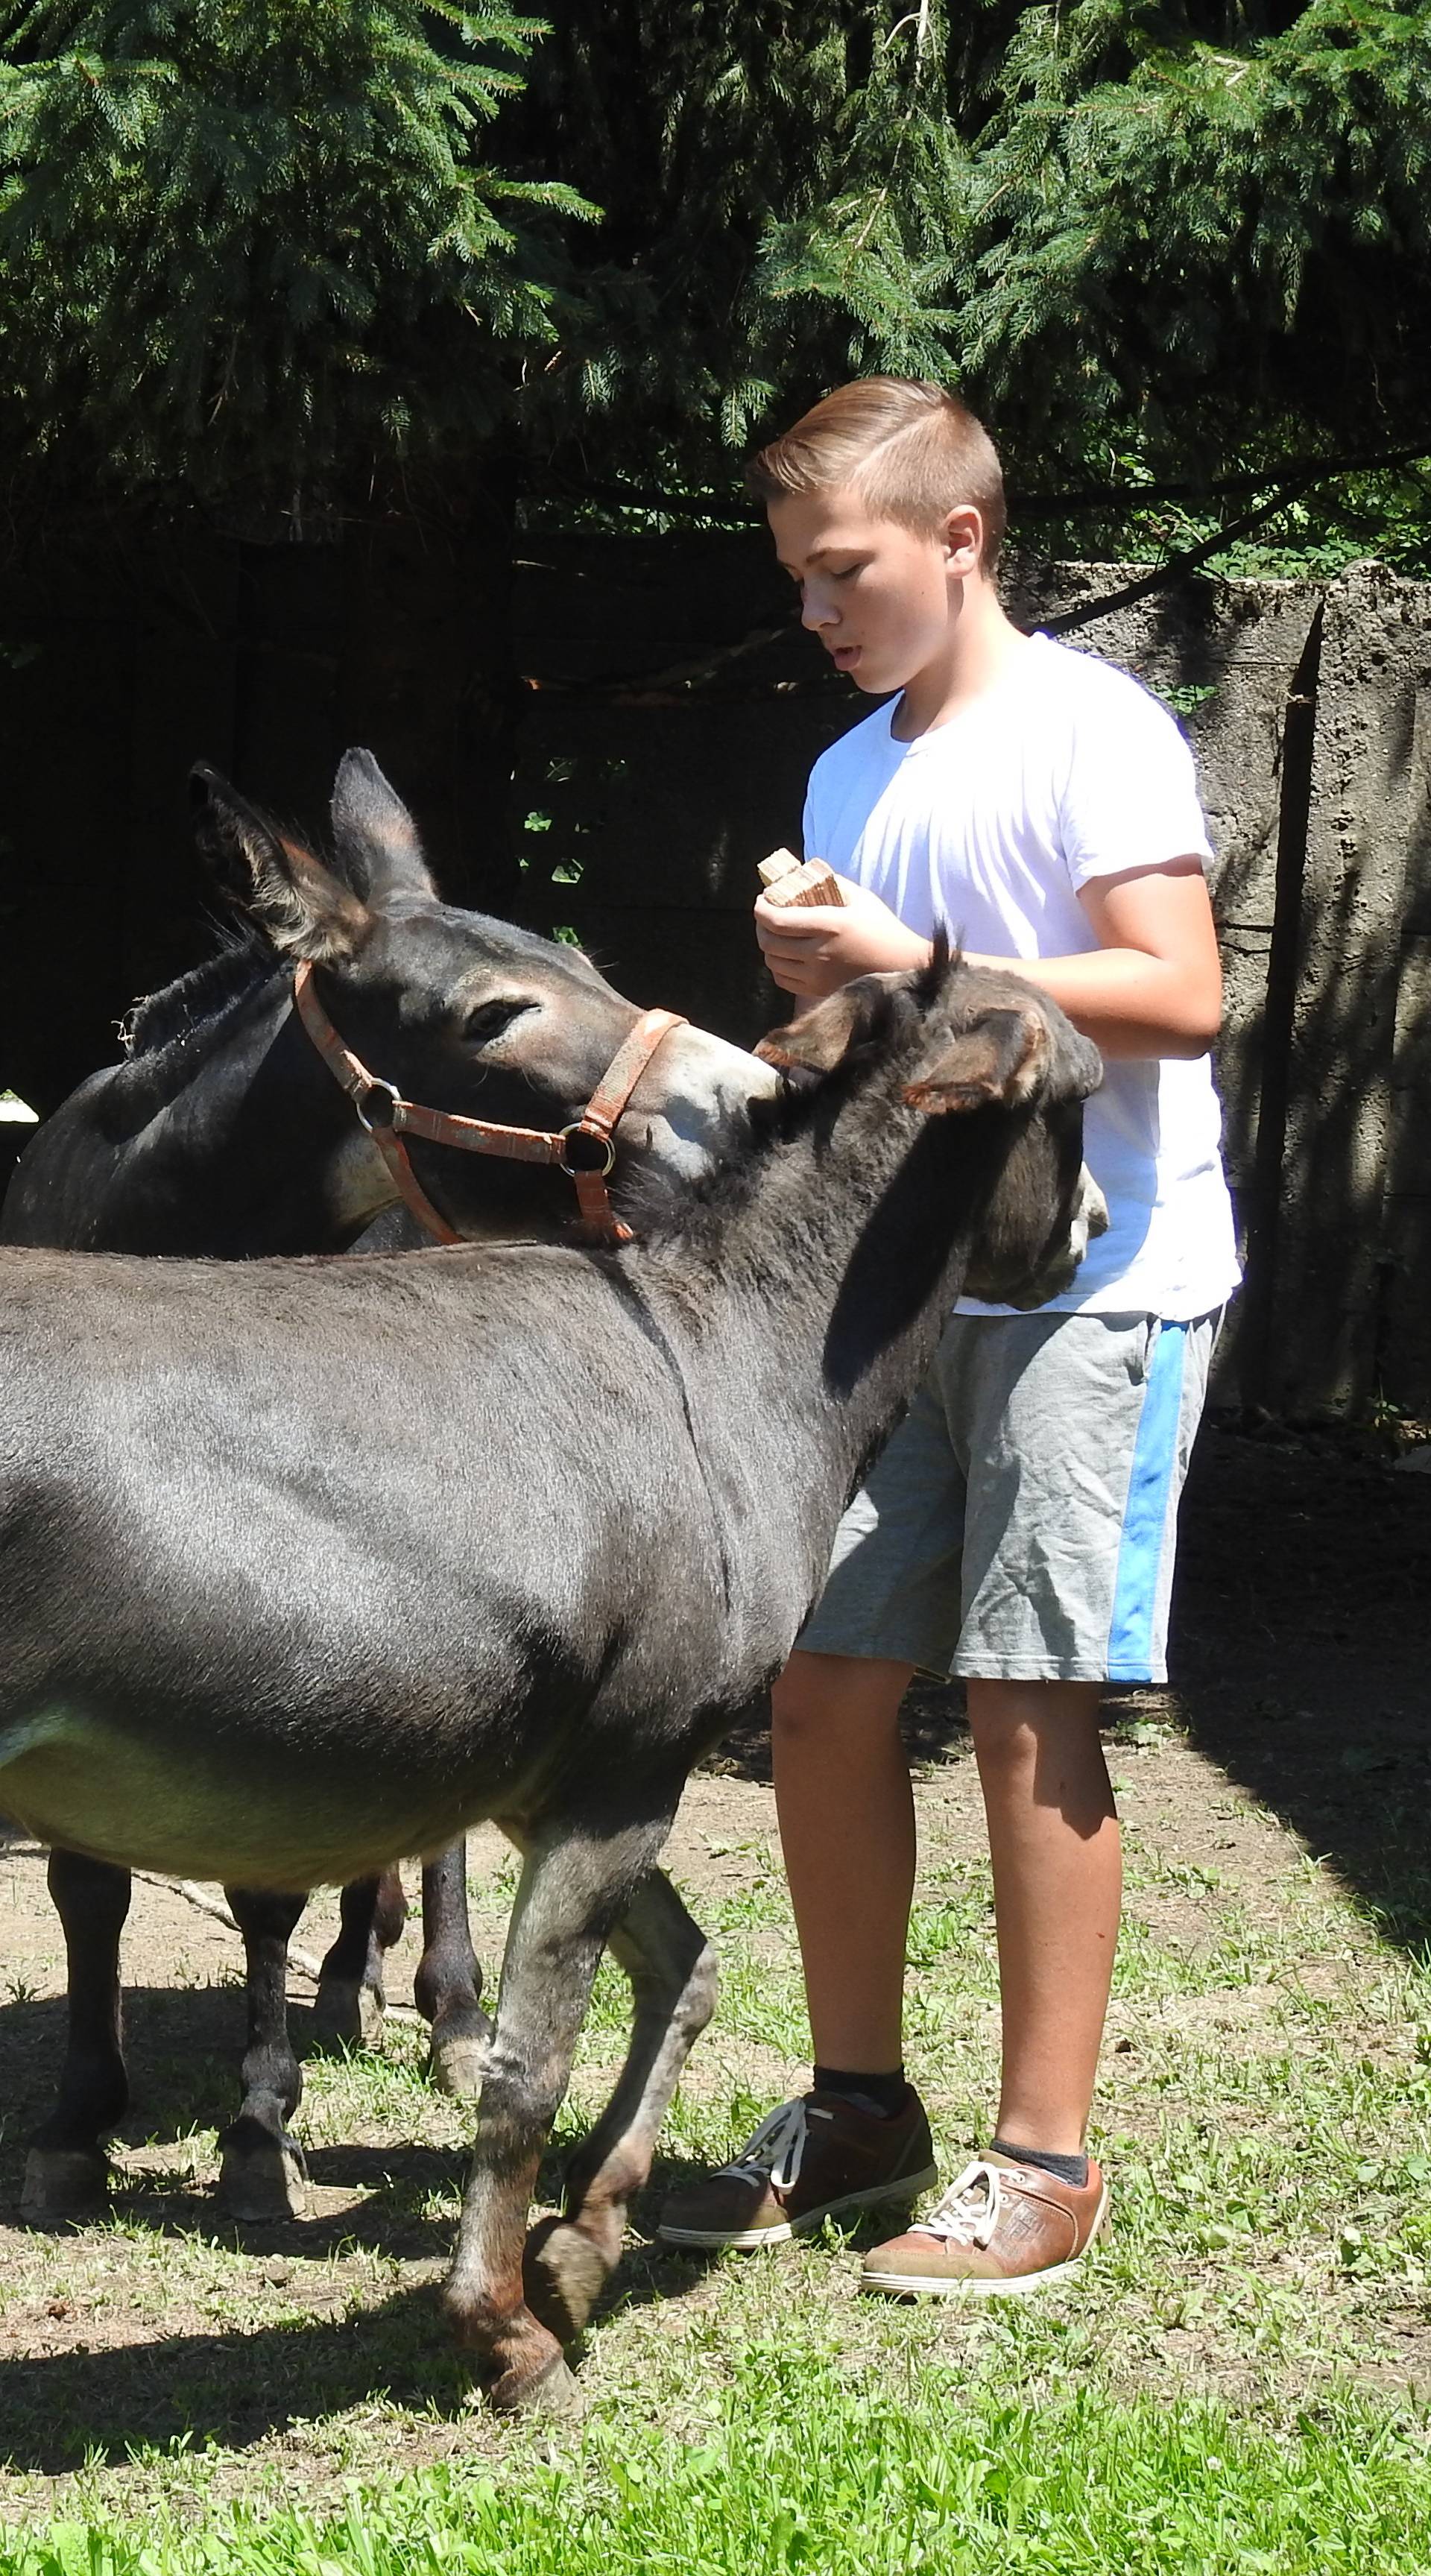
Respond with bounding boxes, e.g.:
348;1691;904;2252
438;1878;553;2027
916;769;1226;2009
754;874;932;997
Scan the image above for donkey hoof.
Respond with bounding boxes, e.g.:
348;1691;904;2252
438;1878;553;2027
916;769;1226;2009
310;1977;384;2052
218;2127;309;2223
487;2350;582;2417
427;2018;493;2100
21;2145;110;2224
523;2215;611;2343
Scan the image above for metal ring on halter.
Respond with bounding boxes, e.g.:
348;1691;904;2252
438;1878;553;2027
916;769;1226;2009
555;1122;617;1179
354;1077;402;1135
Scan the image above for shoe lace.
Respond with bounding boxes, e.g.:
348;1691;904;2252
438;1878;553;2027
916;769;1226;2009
909;2159;1004;2248
716;2097;833;2194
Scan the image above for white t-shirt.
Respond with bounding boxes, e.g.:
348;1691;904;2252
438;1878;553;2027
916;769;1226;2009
802;632;1241;1319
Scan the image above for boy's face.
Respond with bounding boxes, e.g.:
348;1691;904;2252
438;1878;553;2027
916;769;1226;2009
767;484;980;697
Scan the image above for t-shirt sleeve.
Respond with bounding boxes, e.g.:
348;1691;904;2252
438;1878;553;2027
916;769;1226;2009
1057;675;1213;888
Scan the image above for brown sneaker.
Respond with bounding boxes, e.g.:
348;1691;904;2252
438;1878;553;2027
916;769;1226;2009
657;2089;938;2250
860;2151;1108;2298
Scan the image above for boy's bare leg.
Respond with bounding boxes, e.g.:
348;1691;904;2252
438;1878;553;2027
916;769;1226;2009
771;1648;916;2073
774;1658;1119;2152
661;1657;1119;2255
657;1647;932;2249
965;1676;1119;2153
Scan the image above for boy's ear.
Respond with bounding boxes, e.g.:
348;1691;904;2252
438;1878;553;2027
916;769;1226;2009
755;983;874;1073
903;1003;1051;1114
942;503;982;577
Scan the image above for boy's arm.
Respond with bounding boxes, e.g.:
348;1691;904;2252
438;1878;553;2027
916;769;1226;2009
754;859;1221;1060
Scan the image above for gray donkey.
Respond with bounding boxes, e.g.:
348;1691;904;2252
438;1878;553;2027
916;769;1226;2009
0;944;1101;2411
2;749;777;2223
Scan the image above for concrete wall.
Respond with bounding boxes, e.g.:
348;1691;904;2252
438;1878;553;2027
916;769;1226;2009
1;531;1427;1415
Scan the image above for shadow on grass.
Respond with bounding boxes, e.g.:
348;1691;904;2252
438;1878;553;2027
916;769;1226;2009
89;2158;459;2265
0;2282;464;2470
0;1982;449;2169
0;2148;742;2472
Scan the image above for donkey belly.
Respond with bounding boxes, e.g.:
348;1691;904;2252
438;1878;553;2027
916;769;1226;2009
0;1290;747;1885
0;1710;481;1889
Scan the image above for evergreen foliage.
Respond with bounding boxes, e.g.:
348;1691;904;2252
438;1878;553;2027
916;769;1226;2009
512;3;1431;552
0;2;590;502
934;1;1431;482
0;3;1427;544
529;1;1431;484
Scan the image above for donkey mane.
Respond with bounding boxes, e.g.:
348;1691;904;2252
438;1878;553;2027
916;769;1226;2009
119;932;277;1061
634;941;961;1263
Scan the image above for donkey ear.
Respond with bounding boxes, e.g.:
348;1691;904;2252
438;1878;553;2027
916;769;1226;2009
903;1003;1052;1114
330;748;436;904
189;765;370;963
755;983;875;1073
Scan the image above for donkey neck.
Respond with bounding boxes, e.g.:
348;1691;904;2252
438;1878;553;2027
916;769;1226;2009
62;969;379;1257
145;970;387;1249
650;1043;1015;1513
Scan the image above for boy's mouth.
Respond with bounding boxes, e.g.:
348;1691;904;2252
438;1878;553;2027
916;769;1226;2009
830;644;861;672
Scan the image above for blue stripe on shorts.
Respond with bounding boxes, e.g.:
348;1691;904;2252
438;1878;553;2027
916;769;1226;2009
1106;1319;1189;1681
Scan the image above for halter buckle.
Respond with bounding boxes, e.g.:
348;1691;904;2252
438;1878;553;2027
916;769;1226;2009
556;1122;618;1180
354;1076;402;1136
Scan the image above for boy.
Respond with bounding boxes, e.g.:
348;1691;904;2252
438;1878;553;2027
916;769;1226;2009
658;376;1239;2295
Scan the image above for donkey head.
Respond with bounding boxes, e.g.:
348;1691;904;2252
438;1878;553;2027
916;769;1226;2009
189;753;777;1243
759;944;1106;1309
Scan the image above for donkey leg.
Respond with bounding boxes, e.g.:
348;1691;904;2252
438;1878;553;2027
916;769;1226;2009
443;1812;671;2414
23;1851;132;2221
218;1887;310;2220
311;1871;408;2051
524;1867;718;2342
414;1841;492;2098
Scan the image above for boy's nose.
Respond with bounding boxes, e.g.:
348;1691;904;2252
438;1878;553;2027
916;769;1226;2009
801;590;837;632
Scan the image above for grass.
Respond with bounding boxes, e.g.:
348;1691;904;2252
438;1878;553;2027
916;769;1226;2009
0;1726;1429;2560
4;2373;1431;2574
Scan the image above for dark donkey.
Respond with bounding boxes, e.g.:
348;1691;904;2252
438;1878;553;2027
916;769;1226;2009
0;944;1102;2409
1;748;777;2226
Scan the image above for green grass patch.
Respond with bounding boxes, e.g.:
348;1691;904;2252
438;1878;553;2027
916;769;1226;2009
1;1752;1430;2542
6;2352;1430;2573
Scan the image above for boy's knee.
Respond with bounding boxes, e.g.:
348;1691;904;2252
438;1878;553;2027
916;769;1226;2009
771;1650;909;1748
966;1677;1102;1745
966;1678;1113;1828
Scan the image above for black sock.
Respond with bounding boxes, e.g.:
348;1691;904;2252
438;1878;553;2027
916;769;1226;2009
991;2138;1089;2189
813;2064;909;2121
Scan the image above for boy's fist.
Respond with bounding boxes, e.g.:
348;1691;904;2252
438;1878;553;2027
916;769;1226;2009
754;871;933;998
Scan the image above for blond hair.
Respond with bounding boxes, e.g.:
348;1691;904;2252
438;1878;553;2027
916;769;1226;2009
748;377;1005;572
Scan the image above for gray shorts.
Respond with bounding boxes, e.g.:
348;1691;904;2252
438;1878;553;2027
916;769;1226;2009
799;1310;1220;1686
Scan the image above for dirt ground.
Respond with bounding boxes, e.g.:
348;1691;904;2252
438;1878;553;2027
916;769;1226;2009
0;1415;1426;2509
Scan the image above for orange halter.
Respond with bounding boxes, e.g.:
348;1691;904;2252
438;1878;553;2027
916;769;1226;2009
292;961;686;1247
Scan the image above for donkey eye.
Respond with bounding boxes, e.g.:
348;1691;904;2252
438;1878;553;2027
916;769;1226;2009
463;997;531;1044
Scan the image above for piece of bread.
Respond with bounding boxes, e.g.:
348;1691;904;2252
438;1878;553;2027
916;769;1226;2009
757;850;844;908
